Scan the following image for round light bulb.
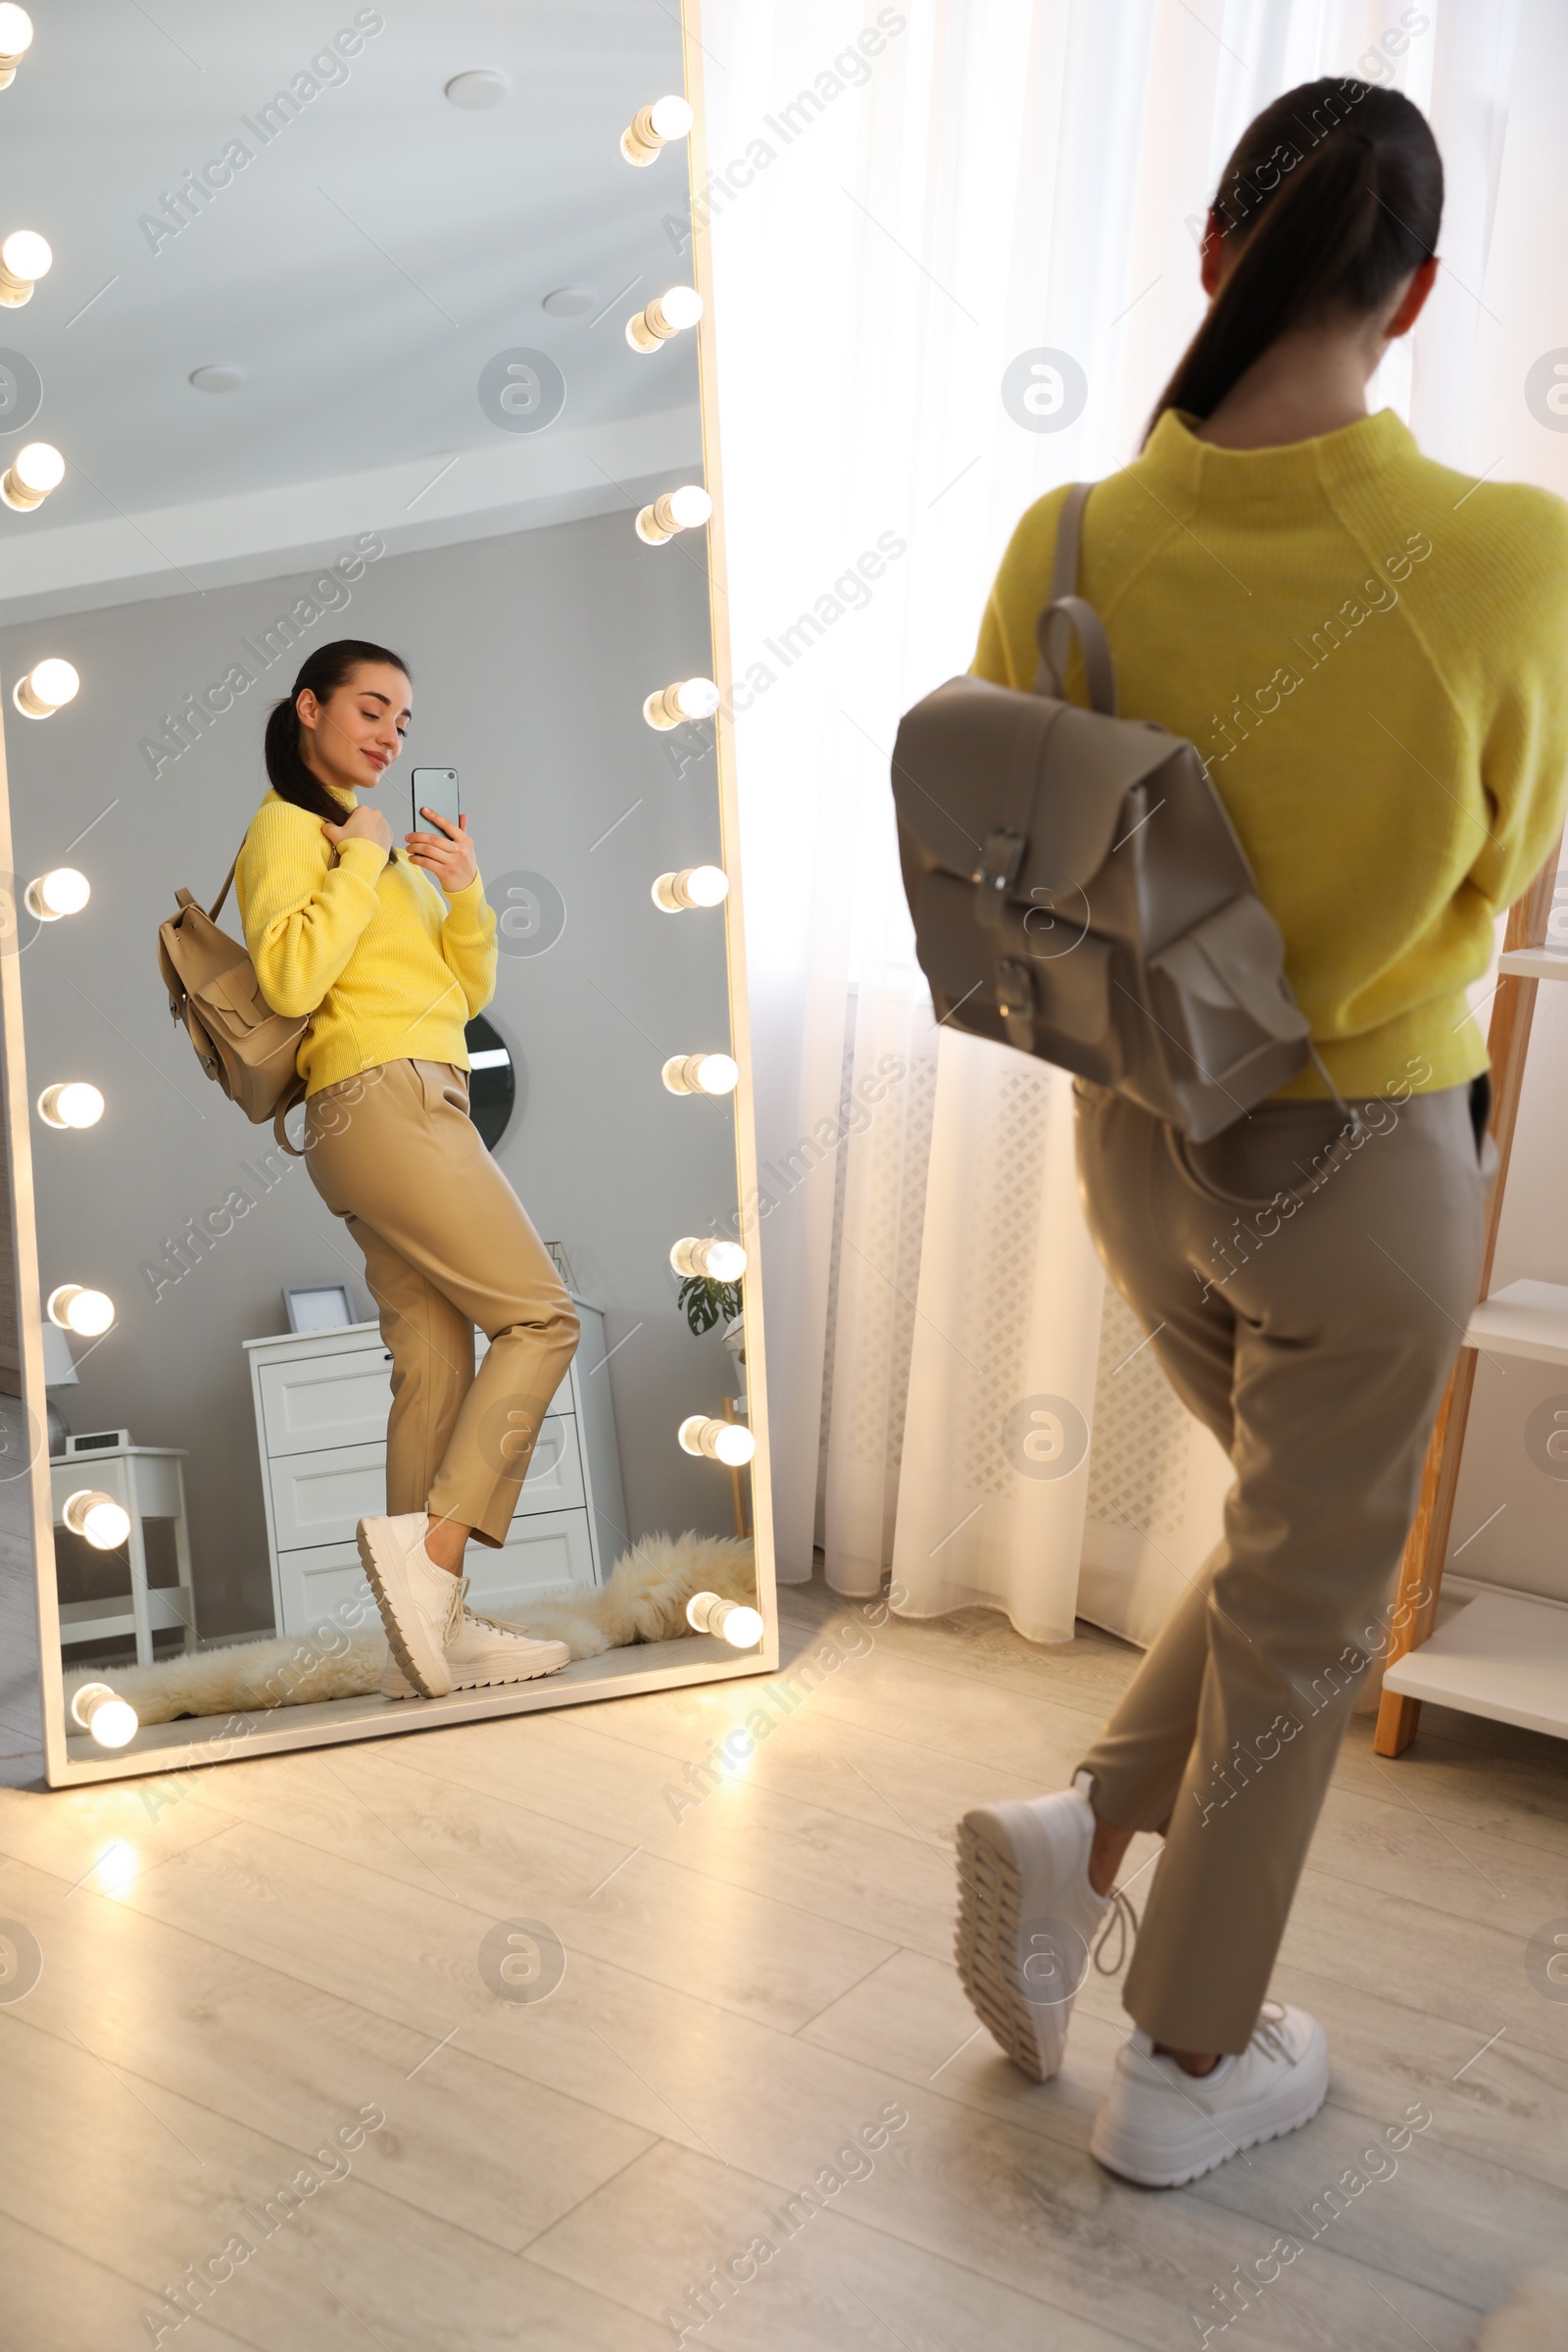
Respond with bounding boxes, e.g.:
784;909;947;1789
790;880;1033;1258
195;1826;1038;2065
13;658;79;719
64;1490;131;1549
674;677;720;720
653;865;730;912
25;866;90;918
72;1684;138;1747
0;6;33;58
660;284;704;332
666;483;712;529
678;1414;758;1465
670;1236;748;1282
1;229;50;280
649;95;695;142
695;1053;739;1095
47;1284;115;1337
16;439;63;490
685;1591;764;1645
84;1501;129;1548
38;1081;104;1129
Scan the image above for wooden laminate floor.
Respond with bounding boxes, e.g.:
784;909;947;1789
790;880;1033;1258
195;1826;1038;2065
1;1573;1565;2350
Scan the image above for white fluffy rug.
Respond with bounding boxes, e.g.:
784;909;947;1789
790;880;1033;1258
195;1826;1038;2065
1473;2264;1568;2351
65;1532;758;1726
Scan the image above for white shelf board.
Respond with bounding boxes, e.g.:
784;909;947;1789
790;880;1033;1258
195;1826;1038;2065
1464;1278;1568;1365
1383;1591;1568;1740
1498;948;1568;981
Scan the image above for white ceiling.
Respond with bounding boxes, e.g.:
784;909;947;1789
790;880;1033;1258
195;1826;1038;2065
0;0;702;614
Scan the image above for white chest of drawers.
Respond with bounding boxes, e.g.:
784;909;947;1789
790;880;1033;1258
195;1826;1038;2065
244;1299;627;1638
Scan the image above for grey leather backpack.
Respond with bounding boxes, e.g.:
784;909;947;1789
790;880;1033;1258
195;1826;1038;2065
891;481;1315;1143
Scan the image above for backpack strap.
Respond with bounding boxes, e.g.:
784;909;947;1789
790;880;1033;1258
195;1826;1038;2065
1034;481;1118;715
272;1073;308;1156
1050;480;1092;602
208;853;241;925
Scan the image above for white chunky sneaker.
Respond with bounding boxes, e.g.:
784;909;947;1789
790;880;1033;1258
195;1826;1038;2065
1091;2001;1329;2187
956;1772;1136;2082
380;1581;570;1699
357;1514;463;1698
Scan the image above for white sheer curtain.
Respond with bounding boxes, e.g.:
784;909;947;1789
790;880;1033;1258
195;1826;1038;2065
702;0;1547;1634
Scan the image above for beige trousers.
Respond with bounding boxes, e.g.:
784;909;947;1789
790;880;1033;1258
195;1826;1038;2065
304;1059;580;1547
1073;1074;1493;2052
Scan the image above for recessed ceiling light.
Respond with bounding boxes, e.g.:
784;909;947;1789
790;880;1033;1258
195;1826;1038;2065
189;364;245;393
445;69;510;110
542;286;597;318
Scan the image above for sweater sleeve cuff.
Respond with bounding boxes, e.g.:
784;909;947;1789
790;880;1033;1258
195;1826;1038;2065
445;873;491;923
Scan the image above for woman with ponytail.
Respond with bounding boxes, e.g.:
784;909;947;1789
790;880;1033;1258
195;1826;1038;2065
236;639;578;1702
956;80;1568;2182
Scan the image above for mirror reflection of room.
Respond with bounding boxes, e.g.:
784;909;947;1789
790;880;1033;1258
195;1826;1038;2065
0;3;762;1754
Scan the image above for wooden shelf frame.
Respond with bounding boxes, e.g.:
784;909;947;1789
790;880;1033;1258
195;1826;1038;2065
1375;837;1566;1756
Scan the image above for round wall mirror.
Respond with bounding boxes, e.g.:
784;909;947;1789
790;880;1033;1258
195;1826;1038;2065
465;1014;518;1152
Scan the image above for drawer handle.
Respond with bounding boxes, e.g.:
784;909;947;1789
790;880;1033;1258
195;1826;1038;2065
383;1352;392;1362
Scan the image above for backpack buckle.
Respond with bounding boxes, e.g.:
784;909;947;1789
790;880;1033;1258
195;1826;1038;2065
993;957;1035;1050
972;828;1026;897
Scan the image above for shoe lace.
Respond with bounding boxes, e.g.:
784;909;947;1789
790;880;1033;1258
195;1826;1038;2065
444;1577;539;1644
1092;1886;1141;1977
1250;1999;1290;2061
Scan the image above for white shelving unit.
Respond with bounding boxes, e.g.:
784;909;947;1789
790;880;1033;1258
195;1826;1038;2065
1380;863;1568;1753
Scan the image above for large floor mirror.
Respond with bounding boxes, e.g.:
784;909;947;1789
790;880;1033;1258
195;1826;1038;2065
0;0;773;1788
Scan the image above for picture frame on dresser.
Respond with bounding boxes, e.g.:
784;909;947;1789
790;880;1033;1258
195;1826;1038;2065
0;0;779;1789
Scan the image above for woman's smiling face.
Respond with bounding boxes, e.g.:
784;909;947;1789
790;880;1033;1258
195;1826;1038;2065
296;661;412;798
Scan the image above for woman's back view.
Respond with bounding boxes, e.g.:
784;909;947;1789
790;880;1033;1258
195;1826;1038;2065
976;413;1568;1102
950;75;1568;2187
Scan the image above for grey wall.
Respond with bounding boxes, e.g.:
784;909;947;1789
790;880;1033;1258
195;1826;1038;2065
2;504;743;1640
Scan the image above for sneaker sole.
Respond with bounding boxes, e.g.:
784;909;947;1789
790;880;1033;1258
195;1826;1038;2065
357;1522;452;1699
1091;2050;1329;2187
955;1816;1065;2082
380;1643;571;1701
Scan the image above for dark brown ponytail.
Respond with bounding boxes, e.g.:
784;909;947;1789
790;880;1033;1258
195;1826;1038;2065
1145;77;1442;444
264;638;412;823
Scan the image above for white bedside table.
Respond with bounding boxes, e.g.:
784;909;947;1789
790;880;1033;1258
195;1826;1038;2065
49;1440;198;1666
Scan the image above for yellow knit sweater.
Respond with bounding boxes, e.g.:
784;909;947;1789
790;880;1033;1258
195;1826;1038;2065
235;788;498;1096
974;409;1568;1098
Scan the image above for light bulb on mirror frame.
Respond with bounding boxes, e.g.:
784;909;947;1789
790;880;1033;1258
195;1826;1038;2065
13;658;79;718
662;1052;739;1098
47;1283;115;1338
0;6;32;88
643;675;720;730
63;1489;131;1549
37;1081;104;1129
685;1590;764;1647
678;1414;757;1467
652;864;728;912
70;1680;139;1748
620;92;694;166
1;439;65;510
625;283;703;354
670;1236;747;1282
636;484;712;545
24;865;89;919
0;226;49;304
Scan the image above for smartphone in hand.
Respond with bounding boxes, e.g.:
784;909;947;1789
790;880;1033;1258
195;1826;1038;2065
411;766;460;832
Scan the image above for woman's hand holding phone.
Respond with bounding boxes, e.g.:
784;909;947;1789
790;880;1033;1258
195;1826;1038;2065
322;804;393;854
406;806;478;896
